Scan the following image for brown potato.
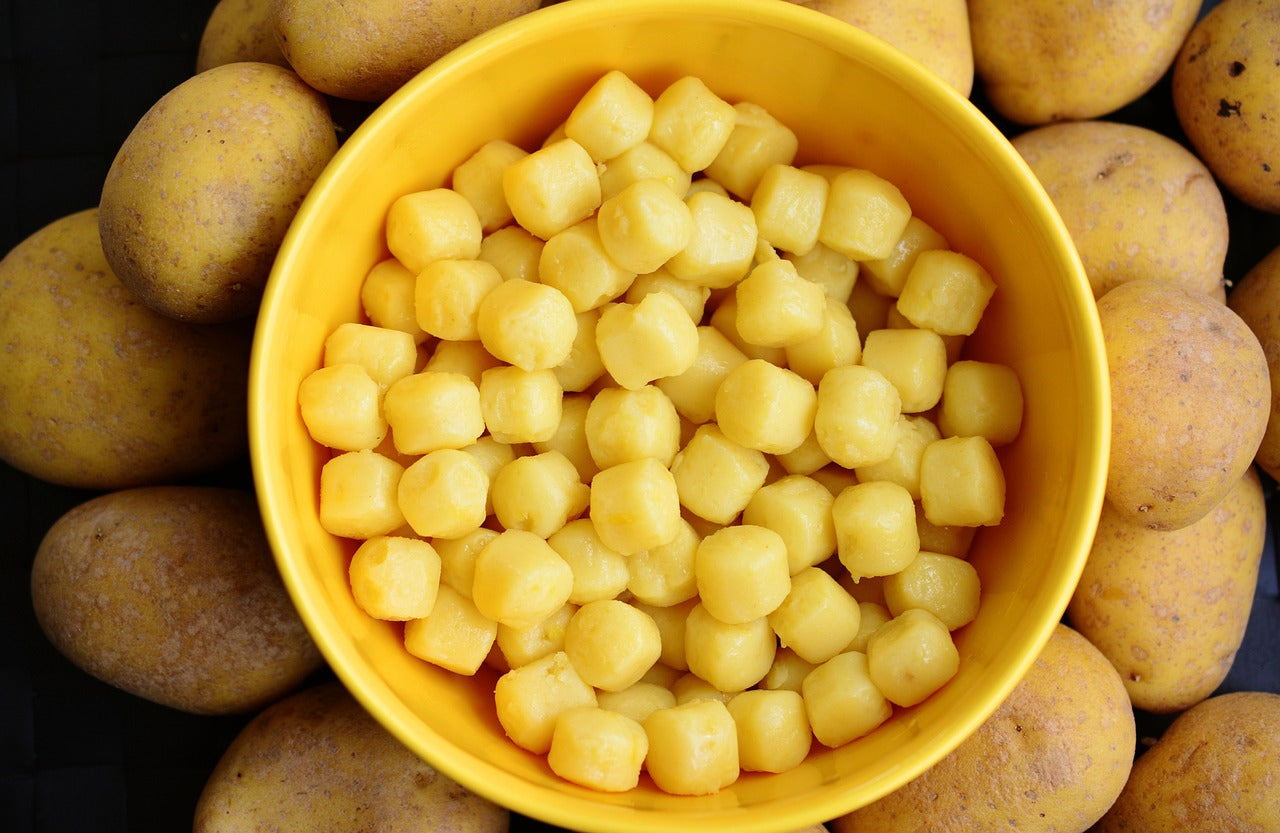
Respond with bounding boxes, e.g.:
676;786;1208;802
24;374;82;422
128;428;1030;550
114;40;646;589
786;0;973;97
1099;279;1270;531
1093;691;1280;831
31;486;323;715
0;208;251;489
830;623;1135;832
1227;243;1280;481
98;62;337;323
196;0;290;72
193;681;510;833
1012;120;1229;300
969;0;1200;125
1068;466;1266;713
1172;0;1280;214
271;0;541;102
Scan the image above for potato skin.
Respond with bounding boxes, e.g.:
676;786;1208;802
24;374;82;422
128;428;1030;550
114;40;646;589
969;0;1200;125
1227;243;1280;481
1011;120;1228;300
787;0;974;97
1093;691;1280;831
830;624;1135;833
0;208;251;489
193;681;510;833
1099;279;1270;531
1068;466;1266;714
197;0;291;72
98;61;337;323
271;0;542;102
31;486;323;715
1172;0;1280;214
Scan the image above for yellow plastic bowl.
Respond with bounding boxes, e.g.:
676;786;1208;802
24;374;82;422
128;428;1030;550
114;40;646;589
250;1;1109;830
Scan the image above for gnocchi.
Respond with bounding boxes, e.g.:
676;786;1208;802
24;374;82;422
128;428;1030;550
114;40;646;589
302;70;1022;796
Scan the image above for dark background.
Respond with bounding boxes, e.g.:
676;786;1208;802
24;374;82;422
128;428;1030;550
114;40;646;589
1;1;1276;831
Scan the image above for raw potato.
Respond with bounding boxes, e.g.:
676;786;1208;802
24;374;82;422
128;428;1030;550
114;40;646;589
1172;0;1280;214
1228;243;1280;480
969;0;1200;125
1093;691;1280;831
272;0;541;102
193;681;510;833
98;61;337;323
1098;279;1269;531
0;209;251;489
197;0;290;71
1012;120;1229;300
787;0;973;97
1068;466;1266;714
30;487;322;715
830;623;1135;833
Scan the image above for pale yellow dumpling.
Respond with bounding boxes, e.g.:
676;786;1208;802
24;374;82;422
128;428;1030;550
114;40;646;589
348;535;441;622
642;699;740;796
563;599;663;692
475;278;578;371
494;650;597;754
472;529;575;630
385;187;483;273
548;706;649;793
694;524;791;625
726;688;812;774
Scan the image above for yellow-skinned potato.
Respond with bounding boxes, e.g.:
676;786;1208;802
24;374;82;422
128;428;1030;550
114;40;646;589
1068;466;1266;714
31;487;322;716
194;681;510;833
197;0;290;72
0;209;251;489
98;62;337;323
1172;0;1280;214
1012;120;1229;300
969;0;1200;125
1093;691;1280;831
272;0;541;102
1228;243;1280;480
831;624;1135;833
1099;279;1269;531
786;0;973;97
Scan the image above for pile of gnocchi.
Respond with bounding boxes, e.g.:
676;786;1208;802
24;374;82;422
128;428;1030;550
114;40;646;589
299;69;1022;795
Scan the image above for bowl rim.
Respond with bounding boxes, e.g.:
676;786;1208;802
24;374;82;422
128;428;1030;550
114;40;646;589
249;0;1109;830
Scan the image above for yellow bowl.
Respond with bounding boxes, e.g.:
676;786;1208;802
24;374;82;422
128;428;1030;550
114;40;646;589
249;1;1109;830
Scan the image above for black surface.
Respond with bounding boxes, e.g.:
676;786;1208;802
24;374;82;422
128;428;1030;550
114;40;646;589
2;1;1278;832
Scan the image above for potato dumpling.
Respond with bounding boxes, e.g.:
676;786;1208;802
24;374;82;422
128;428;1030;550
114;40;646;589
404;584;496;676
0;209;251;489
563;599;663;692
969;0;1200;125
494;650;597;755
1068;466;1266;713
1092;691;1280;832
98;62;337;323
1012;120;1229;300
726;688;812;774
831;624;1135;833
802;651;892;747
1172;0;1280;214
32;487;322;716
271;0;539;101
642;699;740;796
193;682;509;833
1099;279;1269;530
548;706;649;793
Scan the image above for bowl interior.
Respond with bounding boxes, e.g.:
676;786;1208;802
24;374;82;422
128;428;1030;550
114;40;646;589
250;1;1109;831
